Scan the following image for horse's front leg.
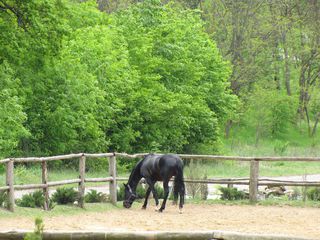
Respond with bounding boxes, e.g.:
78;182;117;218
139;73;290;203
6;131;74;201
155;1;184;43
145;179;159;209
159;180;169;212
141;187;151;209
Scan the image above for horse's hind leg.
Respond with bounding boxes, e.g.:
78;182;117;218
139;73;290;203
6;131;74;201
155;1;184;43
142;187;151;209
179;184;185;214
159;180;170;212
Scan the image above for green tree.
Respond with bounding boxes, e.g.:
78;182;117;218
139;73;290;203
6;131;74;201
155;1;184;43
0;62;28;157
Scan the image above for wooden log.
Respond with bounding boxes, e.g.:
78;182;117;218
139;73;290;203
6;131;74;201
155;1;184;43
0;230;312;240
249;160;259;203
109;155;117;205
78;155;86;208
115;153;147;159
0;186;9;191
42;161;50;210
47;179;81;187
0;158;11;164
6;160;14;212
85;177;113;183
84;153;114;158
12;153;83;163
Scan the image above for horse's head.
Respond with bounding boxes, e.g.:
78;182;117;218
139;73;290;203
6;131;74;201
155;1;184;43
123;183;136;208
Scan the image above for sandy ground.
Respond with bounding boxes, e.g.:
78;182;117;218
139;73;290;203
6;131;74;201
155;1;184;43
0;204;319;239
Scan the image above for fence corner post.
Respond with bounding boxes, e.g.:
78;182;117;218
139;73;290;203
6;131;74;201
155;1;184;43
78;154;86;208
109;153;117;205
249;159;259;203
6;159;14;212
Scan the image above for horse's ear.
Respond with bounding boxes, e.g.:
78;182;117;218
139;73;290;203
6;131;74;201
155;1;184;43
123;183;127;187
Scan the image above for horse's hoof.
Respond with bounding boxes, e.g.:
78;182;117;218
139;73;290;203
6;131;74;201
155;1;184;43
141;206;146;210
179;208;183;214
154;206;160;211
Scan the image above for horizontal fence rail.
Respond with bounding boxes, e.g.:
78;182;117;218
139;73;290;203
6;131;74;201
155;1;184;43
0;152;320;211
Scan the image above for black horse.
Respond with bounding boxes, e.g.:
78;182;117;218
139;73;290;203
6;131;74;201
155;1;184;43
123;153;185;213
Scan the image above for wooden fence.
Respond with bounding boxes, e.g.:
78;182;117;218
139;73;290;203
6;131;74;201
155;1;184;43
1;153;320;212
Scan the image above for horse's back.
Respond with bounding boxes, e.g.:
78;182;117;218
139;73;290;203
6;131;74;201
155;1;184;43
140;154;183;180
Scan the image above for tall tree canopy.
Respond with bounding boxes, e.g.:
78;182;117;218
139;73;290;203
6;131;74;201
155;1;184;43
0;0;236;157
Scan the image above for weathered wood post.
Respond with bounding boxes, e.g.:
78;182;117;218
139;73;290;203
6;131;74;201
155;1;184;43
78;154;86;208
6;159;14;212
42;160;50;210
249;159;259;203
109;153;117;205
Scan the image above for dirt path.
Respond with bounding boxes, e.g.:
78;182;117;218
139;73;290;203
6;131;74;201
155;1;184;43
0;204;319;239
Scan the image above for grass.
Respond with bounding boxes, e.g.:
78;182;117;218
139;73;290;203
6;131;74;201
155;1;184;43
0;202;120;219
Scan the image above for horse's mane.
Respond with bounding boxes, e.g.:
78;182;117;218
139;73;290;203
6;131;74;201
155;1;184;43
127;157;145;184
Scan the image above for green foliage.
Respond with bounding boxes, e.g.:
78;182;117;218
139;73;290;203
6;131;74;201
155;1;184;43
85;190;107;203
16;191;44;209
245;88;297;144
51;187;78;205
117;183;164;201
0;62;29;157
307;187;320;201
24;217;44;240
219;187;248;201
0;191;7;208
184;160;208;199
273;140;289;155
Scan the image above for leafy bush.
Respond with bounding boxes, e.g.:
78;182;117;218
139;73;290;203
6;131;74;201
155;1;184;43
16;190;44;208
154;184;164;199
51;187;78;204
85;190;107;203
117;183;147;201
273;140;289;155
24;217;44;240
219;186;247;200
307;187;320;201
117;183;166;201
0;191;7;208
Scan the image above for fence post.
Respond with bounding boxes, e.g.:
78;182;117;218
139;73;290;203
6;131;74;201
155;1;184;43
249;159;259;203
78;154;86;208
42;160;50;210
109;154;117;205
6;159;14;212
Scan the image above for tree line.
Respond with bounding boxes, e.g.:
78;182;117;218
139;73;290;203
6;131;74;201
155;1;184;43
1;0;319;159
0;0;236;158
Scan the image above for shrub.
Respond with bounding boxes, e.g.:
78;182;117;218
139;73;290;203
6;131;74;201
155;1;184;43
85;190;107;203
16;191;44;208
219;186;247;200
307;187;320;201
51;187;78;204
154;184;164;199
0;191;7;207
117;183;166;201
117;183;146;201
117;184;125;201
24;217;44;240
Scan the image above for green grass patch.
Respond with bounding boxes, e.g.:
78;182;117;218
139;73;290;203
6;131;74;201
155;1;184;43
0;202;120;219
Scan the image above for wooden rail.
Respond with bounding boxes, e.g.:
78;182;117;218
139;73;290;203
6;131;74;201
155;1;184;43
1;152;320;211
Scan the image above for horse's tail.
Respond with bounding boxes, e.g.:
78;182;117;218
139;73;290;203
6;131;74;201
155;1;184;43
173;161;185;204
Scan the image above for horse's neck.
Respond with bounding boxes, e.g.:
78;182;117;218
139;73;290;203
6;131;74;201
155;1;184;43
128;161;143;191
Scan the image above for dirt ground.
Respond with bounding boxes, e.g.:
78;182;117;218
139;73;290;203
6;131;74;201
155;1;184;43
0;204;319;239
